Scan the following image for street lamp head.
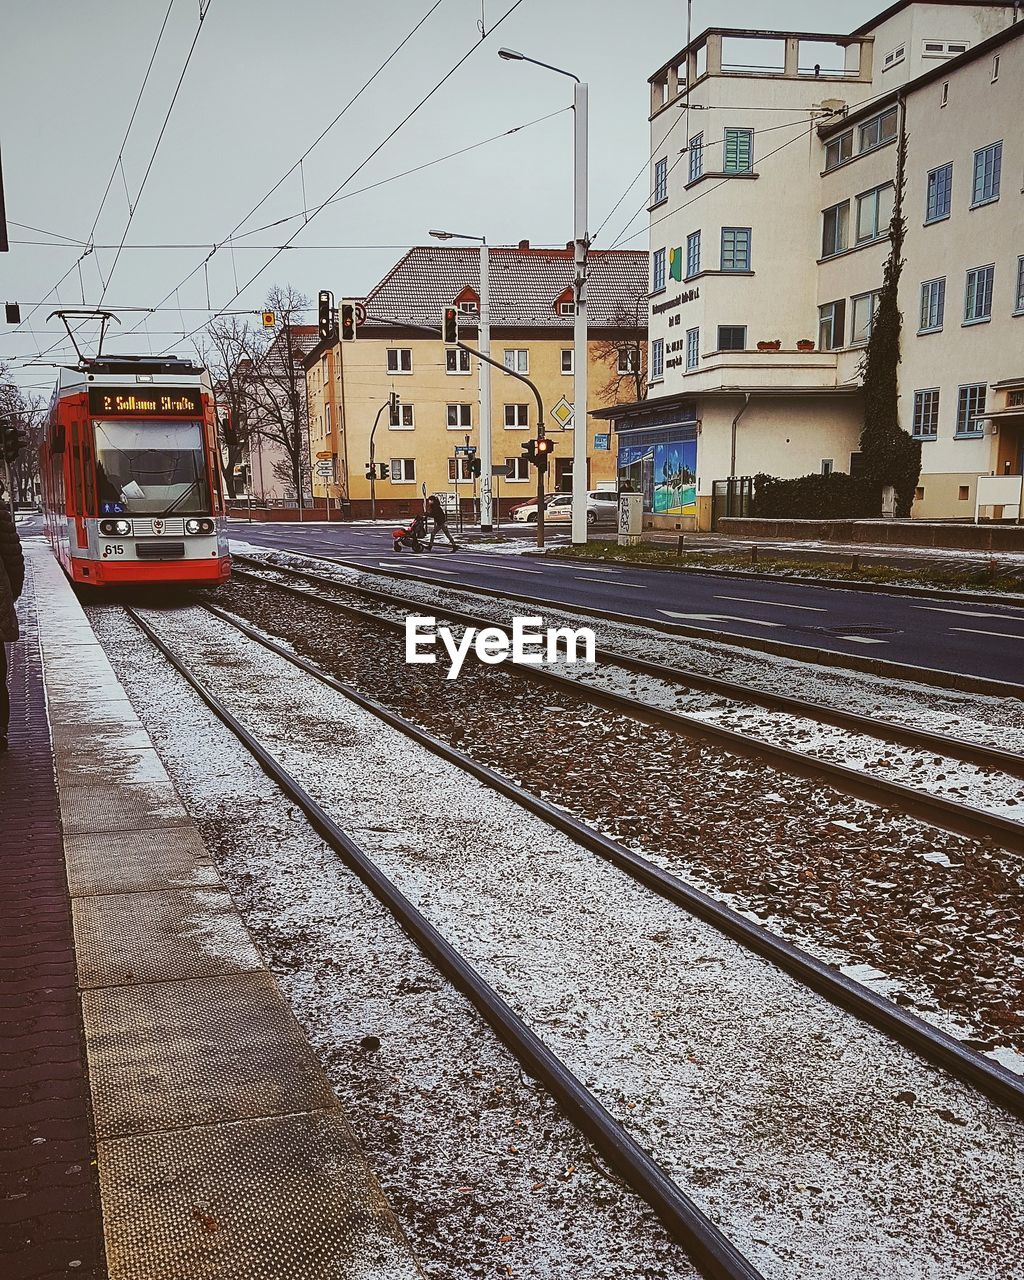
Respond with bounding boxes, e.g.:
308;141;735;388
497;47;525;61
429;229;454;240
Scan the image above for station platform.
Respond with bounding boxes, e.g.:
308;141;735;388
1;543;423;1280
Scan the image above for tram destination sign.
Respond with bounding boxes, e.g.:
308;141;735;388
88;388;203;417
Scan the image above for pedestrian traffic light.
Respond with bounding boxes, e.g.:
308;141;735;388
535;436;555;473
379;462;390;481
521;439;536;465
318;290;335;342
443;306;459;347
341;301;357;342
388;392;400;427
470;457;482;478
5;303;20;325
2;422;24;463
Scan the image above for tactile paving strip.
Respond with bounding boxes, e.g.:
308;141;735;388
65;827;217;897
83;971;336;1139
98;1111;423;1280
60;779;192;836
73;887;264;988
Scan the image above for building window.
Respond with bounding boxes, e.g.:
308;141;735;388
386;348;412;374
685;230;701;278
324;401;332;433
923;39;968;58
389;403;414;429
1015;257;1024;315
448;458;474;481
723;128;753;173
688;132;703;182
458;300;479;314
446;348;471;373
824;130;853;171
720;227;751;272
958;485;970;501
822;201;850;257
685;327;700;371
560;348;574;374
504;403;529;429
912;389;940;439
919;278;945;332
558;301;577;315
940;81;949;107
971;142;1002;206
503;348;529;374
925;163;953;223
390;458;416;482
851;291;880;345
955;384;986;435
964;265;995;323
856;183;894;243
717;326;746;351
652;248;667;293
882;44;905;71
858;108;898;153
653;156;668;204
818;299;846;350
505;456;530;481
992;55;1000;82
617;348;639;374
650;338;664;381
821;459;834;476
446;403;472;429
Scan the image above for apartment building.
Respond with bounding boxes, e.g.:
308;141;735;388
595;1;1022;528
304;242;648;519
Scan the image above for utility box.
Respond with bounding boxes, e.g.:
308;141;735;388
618;492;643;547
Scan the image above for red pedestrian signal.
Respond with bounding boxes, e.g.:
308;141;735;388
341;301;357;341
443;307;459;346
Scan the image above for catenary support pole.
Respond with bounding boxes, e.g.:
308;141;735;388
479;241;493;531
571;80;589;546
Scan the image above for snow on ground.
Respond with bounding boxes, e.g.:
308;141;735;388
95;600;1024;1280
87;603;699;1280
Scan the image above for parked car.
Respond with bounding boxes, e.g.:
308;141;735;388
586;490;619;520
512;493;599;525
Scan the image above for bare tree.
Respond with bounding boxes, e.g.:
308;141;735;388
243;284;313;502
0;367;43;506
593;296;648;405
198;316;253;499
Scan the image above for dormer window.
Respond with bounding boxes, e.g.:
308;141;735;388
453;285;480;314
459;300;479;314
558;301;577;316
553;286;576;316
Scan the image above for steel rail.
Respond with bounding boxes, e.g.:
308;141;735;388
231;560;1024;854
231;549;1024;701
196;598;1024;1119
124;603;766;1280
232;554;1024;778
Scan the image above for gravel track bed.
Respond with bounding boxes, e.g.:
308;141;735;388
214;571;1024;1064
101;601;1024;1280
85;603;698;1280
240;550;1024;753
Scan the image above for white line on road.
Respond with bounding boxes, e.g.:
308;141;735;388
949;626;1024;640
835;635;888;645
659;611;784;628
714;594;827;613
575;577;646;589
378;562;455;576
911;606;1012;618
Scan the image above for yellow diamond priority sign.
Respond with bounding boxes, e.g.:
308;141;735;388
549;396;574;428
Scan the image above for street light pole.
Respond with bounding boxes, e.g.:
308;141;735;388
430;229;492;532
498;48;589;545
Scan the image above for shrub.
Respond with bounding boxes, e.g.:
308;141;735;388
750;471;879;520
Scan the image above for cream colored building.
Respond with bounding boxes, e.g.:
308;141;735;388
599;1;1022;528
304;243;648;520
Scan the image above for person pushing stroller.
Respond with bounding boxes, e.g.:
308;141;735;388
425;494;458;552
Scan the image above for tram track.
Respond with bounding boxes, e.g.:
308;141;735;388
231;556;1024;855
113;598;1024;1280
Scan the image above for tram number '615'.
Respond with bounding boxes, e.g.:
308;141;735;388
102;544;125;558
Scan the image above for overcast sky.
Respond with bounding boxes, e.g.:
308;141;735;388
1;0;881;393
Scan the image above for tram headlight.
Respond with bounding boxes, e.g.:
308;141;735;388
185;518;215;535
99;519;132;536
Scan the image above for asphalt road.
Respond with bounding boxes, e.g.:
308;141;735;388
229;521;1024;687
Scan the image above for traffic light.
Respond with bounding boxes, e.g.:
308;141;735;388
318;290;335;342
379;462;390;481
5;303;20;325
521;439;536;466
341;301;357;342
2;422;24;463
443;306;459;347
470;457;482;478
535;436;555;473
365;464;376;480
388;392;400;427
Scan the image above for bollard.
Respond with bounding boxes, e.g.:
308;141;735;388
851;554;860;572
677;534;686;557
750;544;759;566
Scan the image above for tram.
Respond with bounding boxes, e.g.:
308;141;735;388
41;355;231;587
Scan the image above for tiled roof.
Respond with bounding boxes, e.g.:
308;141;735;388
363;244;648;331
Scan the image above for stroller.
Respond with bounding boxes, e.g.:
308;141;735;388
392;511;427;552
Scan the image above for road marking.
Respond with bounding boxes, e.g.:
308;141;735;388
949;626;1024;640
714;594;827;613
911;605;1012;618
659;611;783;628
378;561;455;576
835;635;888;645
576;577;646;589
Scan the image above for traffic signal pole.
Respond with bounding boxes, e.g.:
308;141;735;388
367;398;390;522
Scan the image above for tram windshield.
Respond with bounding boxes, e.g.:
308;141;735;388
93;420;211;516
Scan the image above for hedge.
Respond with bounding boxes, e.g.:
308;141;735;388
751;471;880;520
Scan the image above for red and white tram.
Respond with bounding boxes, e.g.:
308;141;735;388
41;356;231;586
